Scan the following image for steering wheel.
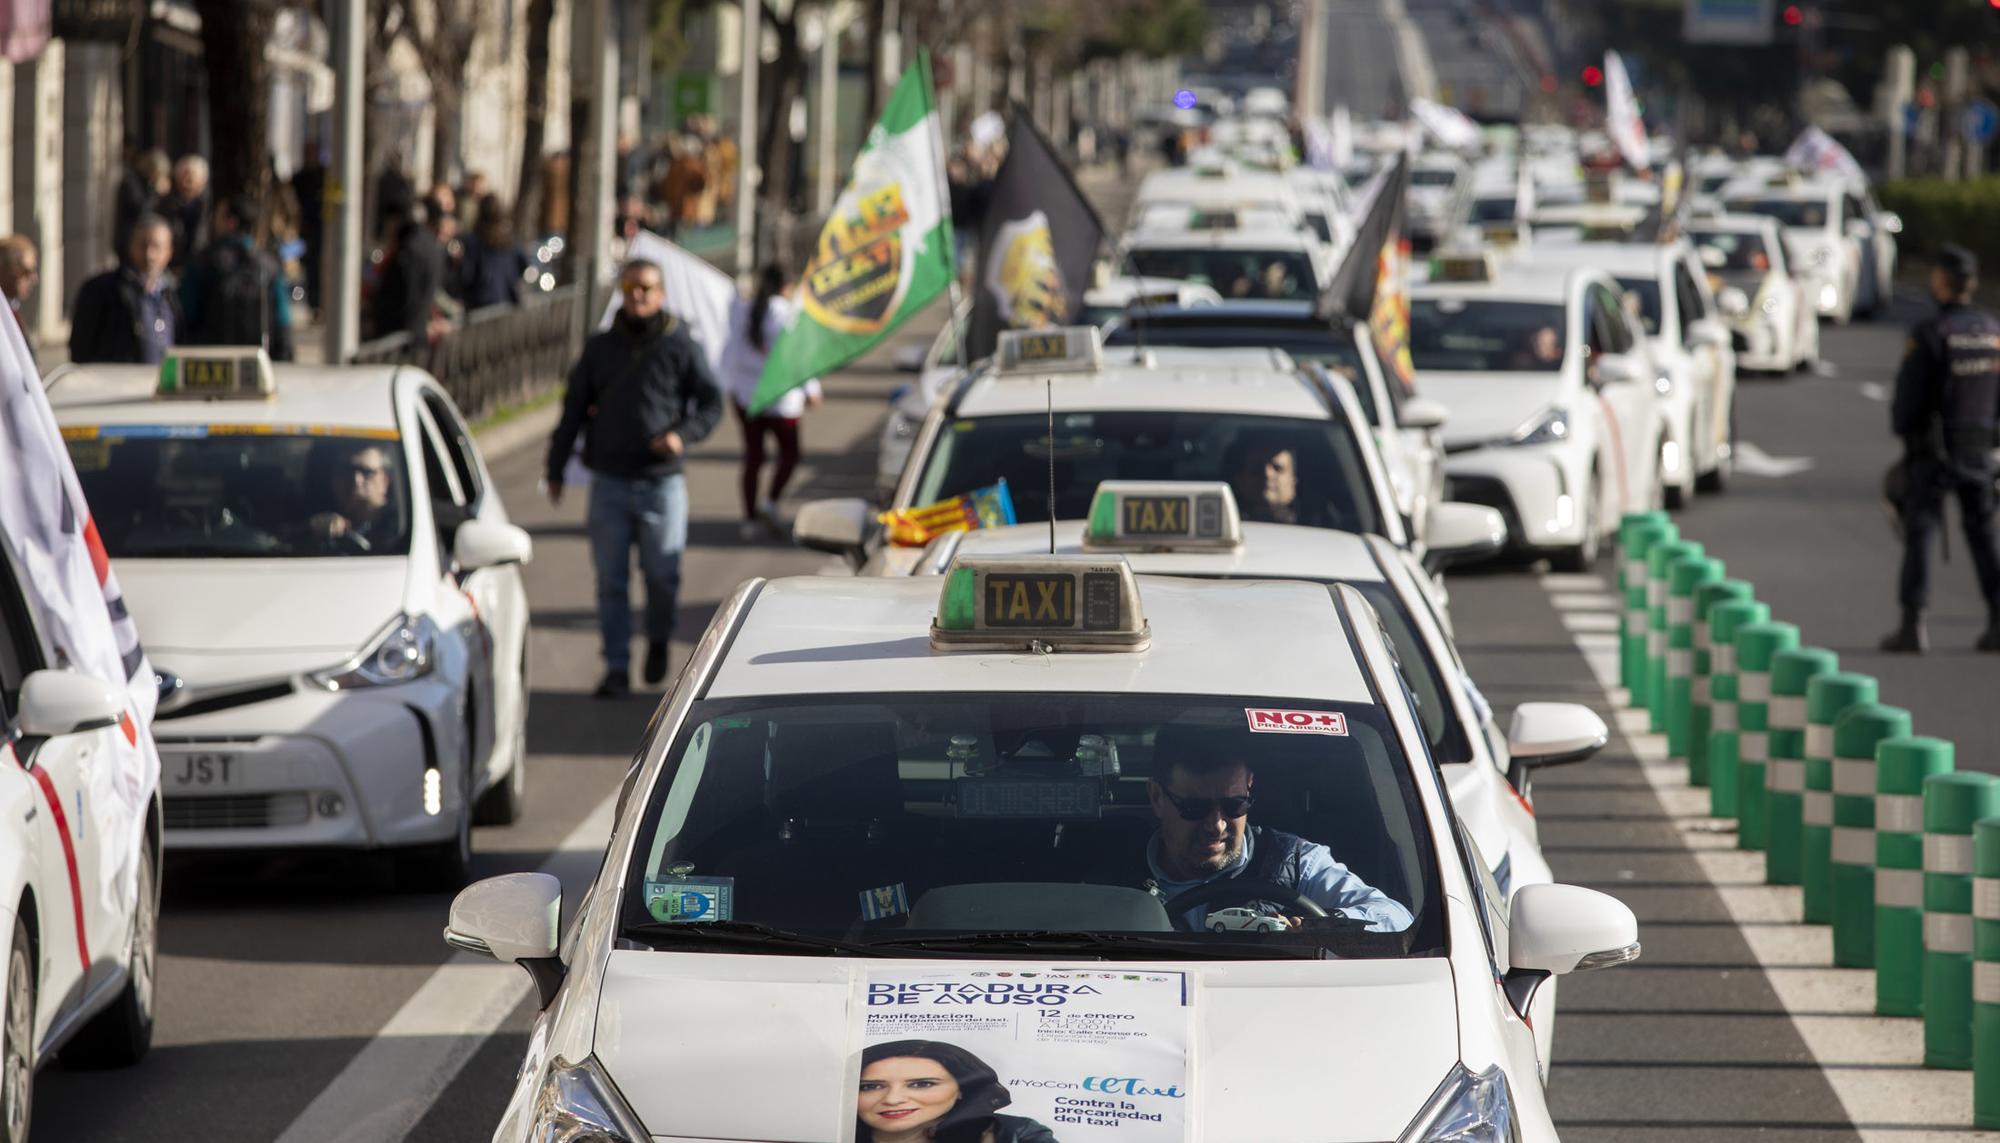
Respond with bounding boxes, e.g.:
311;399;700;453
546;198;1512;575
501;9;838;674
1162;879;1330;923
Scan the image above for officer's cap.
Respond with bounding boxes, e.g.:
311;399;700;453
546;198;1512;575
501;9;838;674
1934;243;1979;281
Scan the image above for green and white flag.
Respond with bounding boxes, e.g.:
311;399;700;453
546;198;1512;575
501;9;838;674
751;52;953;414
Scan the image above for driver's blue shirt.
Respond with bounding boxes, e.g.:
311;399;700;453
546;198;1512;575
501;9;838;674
1146;829;1415;933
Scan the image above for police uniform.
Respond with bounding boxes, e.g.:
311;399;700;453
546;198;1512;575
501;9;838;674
1887;269;2000;650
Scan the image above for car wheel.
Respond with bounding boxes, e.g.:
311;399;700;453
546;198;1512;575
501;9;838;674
1697;399;1734;494
62;842;158;1068
1550;469;1601;574
1207;921;1227;933
3;917;32;1143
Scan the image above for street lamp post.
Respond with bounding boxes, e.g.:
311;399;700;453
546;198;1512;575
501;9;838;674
324;0;365;363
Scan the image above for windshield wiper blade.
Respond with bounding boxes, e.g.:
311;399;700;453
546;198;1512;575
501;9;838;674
873;930;1329;960
624;920;891;957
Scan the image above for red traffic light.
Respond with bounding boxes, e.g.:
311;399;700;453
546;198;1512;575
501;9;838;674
1782;4;1802;24
1582;64;1604;87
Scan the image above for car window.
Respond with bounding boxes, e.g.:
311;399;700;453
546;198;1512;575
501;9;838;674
66;429;414;559
915;410;1385;537
1409;299;1568;372
622;693;1442;958
1673;259;1708;338
421;390;485;509
1125;248;1317;300
1612;276;1663;336
1590;287;1633;354
1725;196;1828;229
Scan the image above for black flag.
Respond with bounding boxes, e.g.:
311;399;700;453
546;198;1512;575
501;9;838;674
967;107;1108;361
1320;152;1410;323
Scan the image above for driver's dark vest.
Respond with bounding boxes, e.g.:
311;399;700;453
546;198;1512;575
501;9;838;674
1143;826;1313;903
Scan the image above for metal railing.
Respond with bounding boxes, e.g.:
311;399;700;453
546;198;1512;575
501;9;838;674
349;283;589;422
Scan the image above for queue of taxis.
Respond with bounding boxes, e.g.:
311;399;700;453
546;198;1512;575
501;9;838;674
444;553;1640;1143
44;349;534;889
1685;213;1819;374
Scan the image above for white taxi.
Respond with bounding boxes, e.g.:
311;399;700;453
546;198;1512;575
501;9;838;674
1409;253;1667;570
1518;239;1740;507
1686;214;1819;374
447;555;1641;1142
1722;178;1862;324
45;349;533;889
798;328;1411;577
1119;223;1330;303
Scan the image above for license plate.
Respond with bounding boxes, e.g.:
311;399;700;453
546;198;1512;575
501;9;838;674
166;751;241;789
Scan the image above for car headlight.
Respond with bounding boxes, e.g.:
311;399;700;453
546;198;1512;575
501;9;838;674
1399;1063;1520;1143
1507;407;1568;446
529;1056;648;1143
309;613;439;691
1654;373;1673;395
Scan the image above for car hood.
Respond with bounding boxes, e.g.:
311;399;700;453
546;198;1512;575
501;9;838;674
116;558;407;685
1416;371;1566;448
592;953;1460;1142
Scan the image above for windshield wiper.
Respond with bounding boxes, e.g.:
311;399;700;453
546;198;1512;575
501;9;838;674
872;930;1330;960
624;919;893;957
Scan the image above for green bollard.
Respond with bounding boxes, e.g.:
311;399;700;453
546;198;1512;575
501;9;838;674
1832;703;1914;968
1618;515;1673;702
1706;599;1770;820
1973;818;2000;1126
1689;579;1754;788
1924;772;2000;1068
1877;737;1954;1016
1765;647;1838;885
1646;539;1704;731
1733;621;1799;852
1665;556;1724;764
1804;673;1878;924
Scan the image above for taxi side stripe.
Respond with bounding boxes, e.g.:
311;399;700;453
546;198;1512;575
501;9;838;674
26;762;91;972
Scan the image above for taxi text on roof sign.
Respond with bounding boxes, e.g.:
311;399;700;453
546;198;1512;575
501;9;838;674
1084;480;1243;552
1429;251;1497;283
996;325;1104;376
156;346;276;400
932;555;1151;652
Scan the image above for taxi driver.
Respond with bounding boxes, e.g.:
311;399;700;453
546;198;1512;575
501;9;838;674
308;441;400;552
1227;433;1332;528
1143;722;1412;933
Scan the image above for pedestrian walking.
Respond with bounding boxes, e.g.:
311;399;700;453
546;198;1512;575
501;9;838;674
719;262;821;540
369;199;444;342
166;154;211;269
115;149;171;259
69;214;179;365
180;195;295;360
545;259;724;699
1881;244;2000;654
458;195;530;310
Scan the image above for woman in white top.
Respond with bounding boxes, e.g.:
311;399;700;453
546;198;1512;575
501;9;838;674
718;261;822;538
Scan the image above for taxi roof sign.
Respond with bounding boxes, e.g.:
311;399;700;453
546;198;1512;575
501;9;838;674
157;346;275;400
1429;250;1497;283
932;555;1150;652
1083;481;1243;552
996;326;1104;376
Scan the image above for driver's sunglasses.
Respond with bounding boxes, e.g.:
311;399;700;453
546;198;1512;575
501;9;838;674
344;463;389;481
1156;786;1254;821
620;280;662;296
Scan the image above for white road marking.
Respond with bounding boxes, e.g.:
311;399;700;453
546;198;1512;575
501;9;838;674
1559;611;1622;634
1859;382;1889;403
1548;591;1624;613
272;794;619;1143
1541;574;1980;1140
1734;441;1816;478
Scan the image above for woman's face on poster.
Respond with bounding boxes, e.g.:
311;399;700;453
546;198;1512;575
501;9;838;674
858;1056;962;1133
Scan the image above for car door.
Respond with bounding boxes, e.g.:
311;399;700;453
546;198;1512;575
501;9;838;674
1587;282;1658;514
407;398;495;789
1674;254;1731;471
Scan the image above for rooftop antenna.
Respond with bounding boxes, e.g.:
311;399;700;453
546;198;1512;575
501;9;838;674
1046;378;1057;554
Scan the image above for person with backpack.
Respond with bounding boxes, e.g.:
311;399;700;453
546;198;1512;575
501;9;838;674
179;195;294;360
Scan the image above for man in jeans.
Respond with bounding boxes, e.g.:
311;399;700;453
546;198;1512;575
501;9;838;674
546;260;724;697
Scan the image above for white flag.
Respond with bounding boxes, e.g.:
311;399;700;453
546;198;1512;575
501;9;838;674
0;298;159;926
599;230;740;369
1604;51;1651;171
1409;97;1483;151
1784;126;1865;182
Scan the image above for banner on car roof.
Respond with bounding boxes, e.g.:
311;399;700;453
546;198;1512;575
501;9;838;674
0;294;160;936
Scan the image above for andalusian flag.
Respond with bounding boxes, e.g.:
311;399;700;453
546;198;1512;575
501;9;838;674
750;53;953;414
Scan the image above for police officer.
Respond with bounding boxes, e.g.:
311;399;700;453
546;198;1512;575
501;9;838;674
1881;244;2000;654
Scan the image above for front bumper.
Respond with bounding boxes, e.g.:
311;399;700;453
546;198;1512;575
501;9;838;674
1445;445;1582;551
151;678;467;851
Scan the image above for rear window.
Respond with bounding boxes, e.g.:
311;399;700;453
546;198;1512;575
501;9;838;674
1409;299;1569;372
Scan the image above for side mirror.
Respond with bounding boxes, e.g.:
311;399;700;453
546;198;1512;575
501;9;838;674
1424;501;1506;565
15;670;126;738
453;519;533;570
1685;318;1730;350
1717;287;1751;318
1879;211;1903;235
445;872;566;1008
892;343;927;373
1507;701;1609;767
1508;883;1640;976
1590;352;1647;388
793;498;875;562
1399;396;1450;432
1844;218;1871;241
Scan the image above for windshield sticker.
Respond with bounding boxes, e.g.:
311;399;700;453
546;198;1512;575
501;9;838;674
643;877;735;924
67;438;113;472
855;967;1193;1141
954;778;1103;820
1245;708;1350;736
61;423;398;442
859;883;910;922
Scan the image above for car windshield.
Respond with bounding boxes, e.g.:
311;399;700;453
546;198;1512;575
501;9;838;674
1100;323;1376;422
1409;299;1569;372
1725;197;1830;229
65;429;413;559
1614;276;1663;335
1125;248;1317;300
621;694;1441;959
1410;169;1457;188
1690;231;1774;280
914;411;1384;536
1468;196;1517;224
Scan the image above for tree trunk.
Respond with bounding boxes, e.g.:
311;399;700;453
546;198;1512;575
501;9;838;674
757;11;805;247
861;0;886;125
517;0;556;232
191;0;278;239
430;71;464;189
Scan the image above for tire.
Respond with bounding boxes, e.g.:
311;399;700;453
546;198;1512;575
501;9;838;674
61;843;157;1068
1550;470;1601;574
1697;399;1735;494
3;917;32;1143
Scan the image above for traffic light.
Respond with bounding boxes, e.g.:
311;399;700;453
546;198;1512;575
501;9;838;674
1782;4;1803;25
1582;64;1604;87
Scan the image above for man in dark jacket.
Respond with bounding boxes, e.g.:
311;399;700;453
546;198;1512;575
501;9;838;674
180;196;295;360
71;214;180;365
369;201;444;341
546;259;724;697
